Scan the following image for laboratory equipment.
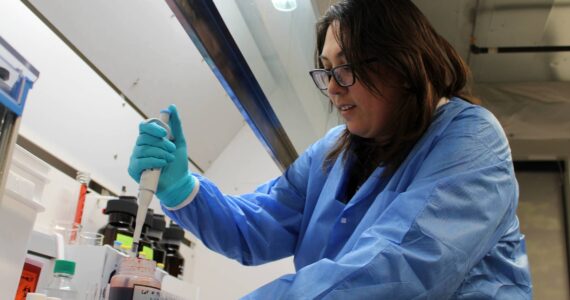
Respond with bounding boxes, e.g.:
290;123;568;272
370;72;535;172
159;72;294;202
0;36;42;300
161;222;185;278
43;259;79;300
25;230;197;300
0;36;39;199
108;257;161;300
131;110;171;257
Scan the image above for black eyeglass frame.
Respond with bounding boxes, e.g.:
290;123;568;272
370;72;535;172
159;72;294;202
308;58;378;92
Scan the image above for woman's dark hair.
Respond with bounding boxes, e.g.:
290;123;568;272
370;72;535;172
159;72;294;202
317;0;477;179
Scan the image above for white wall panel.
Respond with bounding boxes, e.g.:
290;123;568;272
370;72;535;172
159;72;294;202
0;0;151;195
192;123;295;299
25;0;245;171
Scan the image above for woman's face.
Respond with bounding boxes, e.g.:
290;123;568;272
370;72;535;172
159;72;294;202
320;23;402;140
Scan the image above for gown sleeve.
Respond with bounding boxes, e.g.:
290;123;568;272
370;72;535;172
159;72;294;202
161;127;341;266
243;108;530;299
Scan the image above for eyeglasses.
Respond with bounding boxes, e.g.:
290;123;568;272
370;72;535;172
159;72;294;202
309;58;377;91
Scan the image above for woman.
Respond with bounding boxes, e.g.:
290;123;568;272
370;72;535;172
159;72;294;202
128;0;532;298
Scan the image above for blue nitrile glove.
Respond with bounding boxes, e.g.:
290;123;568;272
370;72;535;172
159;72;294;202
128;104;197;208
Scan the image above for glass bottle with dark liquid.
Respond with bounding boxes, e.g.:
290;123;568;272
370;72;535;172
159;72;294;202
147;214;167;265
136;208;155;259
98;196;137;246
98;196;154;256
161;222;185;278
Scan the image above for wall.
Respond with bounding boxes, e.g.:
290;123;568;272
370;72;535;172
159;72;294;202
25;0;245;173
0;0;147;195
0;0;201;235
0;0;196;284
192;123;295;299
516;170;570;300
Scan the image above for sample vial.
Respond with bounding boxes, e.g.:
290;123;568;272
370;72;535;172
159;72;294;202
108;257;161;300
43;260;79;300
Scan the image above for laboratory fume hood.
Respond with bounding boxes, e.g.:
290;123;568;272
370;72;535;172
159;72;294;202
5;0;570;298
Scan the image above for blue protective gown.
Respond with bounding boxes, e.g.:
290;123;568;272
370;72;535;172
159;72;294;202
162;98;532;299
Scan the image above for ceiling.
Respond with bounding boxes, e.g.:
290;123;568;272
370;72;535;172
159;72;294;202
426;0;570;146
316;0;570;83
316;0;570;149
22;0;570;169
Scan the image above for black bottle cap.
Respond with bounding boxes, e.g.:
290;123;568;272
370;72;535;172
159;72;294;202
119;196;137;203
104;196;138;217
163;222;184;241
151;214;166;232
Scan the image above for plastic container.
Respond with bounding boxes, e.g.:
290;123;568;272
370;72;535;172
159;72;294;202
160;222;185;278
108;257;161;299
16;258;43;300
43;260;79;300
0;146;48;300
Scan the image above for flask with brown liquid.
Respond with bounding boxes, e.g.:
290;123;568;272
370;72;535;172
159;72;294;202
108;257;161;300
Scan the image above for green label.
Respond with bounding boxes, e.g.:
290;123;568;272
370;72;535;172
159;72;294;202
116;233;153;260
142;246;154;260
116;233;133;248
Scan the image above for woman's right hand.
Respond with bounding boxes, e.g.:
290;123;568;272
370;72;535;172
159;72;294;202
128;105;196;207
